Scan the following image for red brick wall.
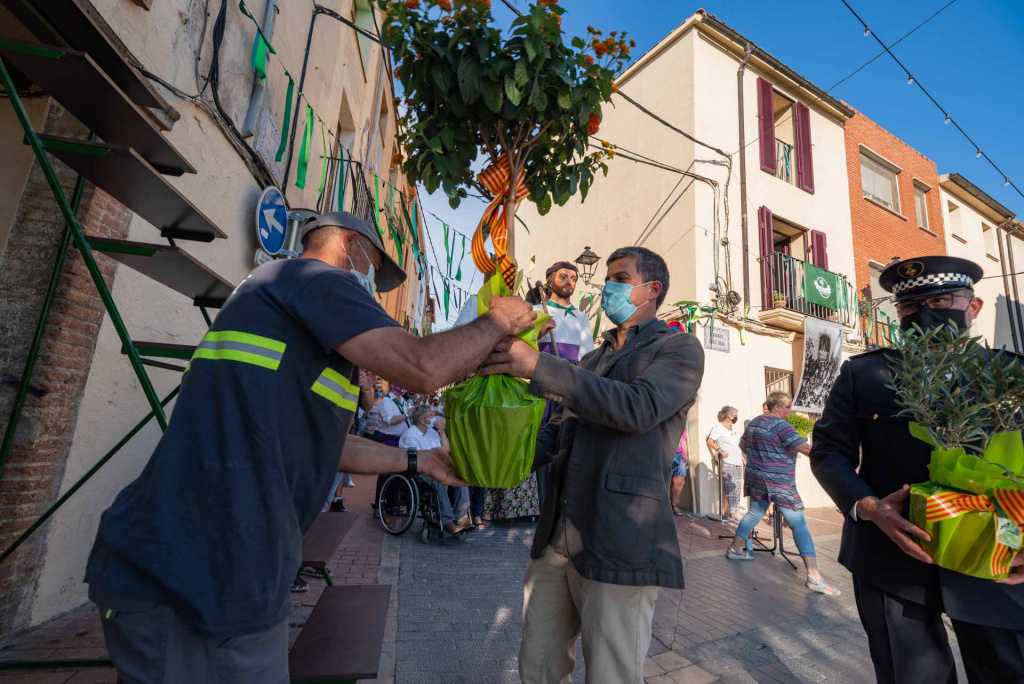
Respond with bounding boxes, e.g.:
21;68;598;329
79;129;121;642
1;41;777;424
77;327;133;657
0;102;131;637
844;109;946;303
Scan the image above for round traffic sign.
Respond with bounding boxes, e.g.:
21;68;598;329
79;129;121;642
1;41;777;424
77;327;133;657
256;186;288;255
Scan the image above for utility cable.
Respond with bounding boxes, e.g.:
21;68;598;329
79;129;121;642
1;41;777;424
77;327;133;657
840;0;1022;201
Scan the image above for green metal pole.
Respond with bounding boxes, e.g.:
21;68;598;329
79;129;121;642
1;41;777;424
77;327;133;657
0;132;96;481
0;57;168;431
0;386;179;567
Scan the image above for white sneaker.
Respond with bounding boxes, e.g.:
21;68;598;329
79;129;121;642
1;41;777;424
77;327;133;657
726;548;754;561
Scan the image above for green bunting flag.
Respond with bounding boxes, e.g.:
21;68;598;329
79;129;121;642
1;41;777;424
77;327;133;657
238;1;277;55
274;72;293;163
294;101;313;190
739;305;751;346
455;235;467;281
373;174;384;238
401;198;423;275
336;145;345;210
251;32;267;82
443;223;452;278
316;120;328;197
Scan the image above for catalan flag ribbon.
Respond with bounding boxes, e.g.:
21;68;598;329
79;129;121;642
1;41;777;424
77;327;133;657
471;156;529;291
922;487;1024;576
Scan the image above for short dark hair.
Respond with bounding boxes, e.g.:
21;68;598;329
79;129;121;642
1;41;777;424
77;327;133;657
301;224;345;250
606;246;670;306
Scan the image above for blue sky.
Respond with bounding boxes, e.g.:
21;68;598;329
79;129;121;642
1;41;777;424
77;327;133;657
420;0;1024;328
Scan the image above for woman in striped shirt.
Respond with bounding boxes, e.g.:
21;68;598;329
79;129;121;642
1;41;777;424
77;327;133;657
726;391;840;596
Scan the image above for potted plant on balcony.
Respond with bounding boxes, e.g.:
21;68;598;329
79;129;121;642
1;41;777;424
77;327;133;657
772;290;788;308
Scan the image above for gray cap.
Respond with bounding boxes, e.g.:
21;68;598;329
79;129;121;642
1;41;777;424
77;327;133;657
299;210;406;293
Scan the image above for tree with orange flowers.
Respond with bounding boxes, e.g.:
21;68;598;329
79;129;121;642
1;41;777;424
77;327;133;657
380;0;630;267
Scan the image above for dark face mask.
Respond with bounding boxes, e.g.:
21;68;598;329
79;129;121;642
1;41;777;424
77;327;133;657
899;305;968;333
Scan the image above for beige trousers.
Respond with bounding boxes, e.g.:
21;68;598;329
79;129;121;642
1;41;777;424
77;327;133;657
519;547;659;684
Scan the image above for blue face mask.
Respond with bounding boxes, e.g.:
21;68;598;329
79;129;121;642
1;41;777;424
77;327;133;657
601;280;652;325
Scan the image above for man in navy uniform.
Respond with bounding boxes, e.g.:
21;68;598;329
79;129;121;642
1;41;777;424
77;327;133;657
811;255;1024;683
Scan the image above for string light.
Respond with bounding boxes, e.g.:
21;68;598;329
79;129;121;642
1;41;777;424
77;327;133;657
840;0;1022;201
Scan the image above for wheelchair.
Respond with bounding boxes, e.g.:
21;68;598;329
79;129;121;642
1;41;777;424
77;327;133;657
377;473;472;543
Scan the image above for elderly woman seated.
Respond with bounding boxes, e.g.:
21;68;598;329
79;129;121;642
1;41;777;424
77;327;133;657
399;404;472;534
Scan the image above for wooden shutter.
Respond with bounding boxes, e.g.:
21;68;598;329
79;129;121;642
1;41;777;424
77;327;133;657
794;101;815;194
810;230;828;270
758;206;775;306
757;78;777;174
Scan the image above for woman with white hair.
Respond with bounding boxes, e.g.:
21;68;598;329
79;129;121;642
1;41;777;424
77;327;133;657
706;405;744;520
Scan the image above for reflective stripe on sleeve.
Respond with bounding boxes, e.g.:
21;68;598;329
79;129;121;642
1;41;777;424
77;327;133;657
190;330;286;370
311;367;359;411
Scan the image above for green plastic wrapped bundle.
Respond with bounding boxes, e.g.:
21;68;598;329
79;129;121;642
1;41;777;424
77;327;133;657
908;426;1024;580
444;274;549;488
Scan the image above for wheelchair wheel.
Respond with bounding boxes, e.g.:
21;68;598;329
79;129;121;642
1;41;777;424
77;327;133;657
379;474;418;535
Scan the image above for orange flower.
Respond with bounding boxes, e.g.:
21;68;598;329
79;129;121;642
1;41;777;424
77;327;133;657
610;31;617;37
584;55;594;66
405;0;420;8
620;43;630;55
587;112;600;135
594;42;608;55
611;81;618;92
480;0;491;8
553;12;561;26
630;39;636;47
438;0;451;9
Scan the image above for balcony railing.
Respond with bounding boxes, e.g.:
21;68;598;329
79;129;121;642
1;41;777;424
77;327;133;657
758;252;857;328
859;306;903;350
775;140;795;185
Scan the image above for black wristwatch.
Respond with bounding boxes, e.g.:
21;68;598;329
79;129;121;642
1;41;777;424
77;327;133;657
404;448;418;477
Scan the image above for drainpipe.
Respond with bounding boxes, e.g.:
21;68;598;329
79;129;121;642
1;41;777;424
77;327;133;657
995;220;1020;353
241;0;279;137
1006;224;1024;353
737;42;754;307
364;43;387;174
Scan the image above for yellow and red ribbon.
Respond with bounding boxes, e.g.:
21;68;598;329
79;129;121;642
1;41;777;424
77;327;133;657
924;488;1024;576
471;156;528;291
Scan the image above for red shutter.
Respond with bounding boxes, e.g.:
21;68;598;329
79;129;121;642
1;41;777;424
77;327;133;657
757;78;777;174
758;206;775;306
810;230;828;270
794;101;815;194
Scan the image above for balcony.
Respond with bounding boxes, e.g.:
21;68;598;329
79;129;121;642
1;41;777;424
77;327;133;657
859;307;903;350
775;140;795;185
757;253;857;333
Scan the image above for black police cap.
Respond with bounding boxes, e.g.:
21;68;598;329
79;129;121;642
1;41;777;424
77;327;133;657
878;256;983;302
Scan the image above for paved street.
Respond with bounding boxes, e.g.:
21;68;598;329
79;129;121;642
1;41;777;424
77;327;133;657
0;477;966;684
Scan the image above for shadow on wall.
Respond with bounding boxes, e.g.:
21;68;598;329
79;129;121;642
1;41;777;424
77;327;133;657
995;293;1024;353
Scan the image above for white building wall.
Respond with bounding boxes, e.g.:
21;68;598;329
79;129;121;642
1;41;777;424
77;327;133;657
517;21;853;515
29;0;404;625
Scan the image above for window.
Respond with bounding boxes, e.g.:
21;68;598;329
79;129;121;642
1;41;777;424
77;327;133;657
913;183;930;231
765;367;794;397
869;263;898;319
757;78;814;193
948;201;964;241
860;153;900;213
354;0;374;76
984;223;998;260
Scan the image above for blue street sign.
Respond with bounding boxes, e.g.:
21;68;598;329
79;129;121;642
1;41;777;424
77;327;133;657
256;186;288;255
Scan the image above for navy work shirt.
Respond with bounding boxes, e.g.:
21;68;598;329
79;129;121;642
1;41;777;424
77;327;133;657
85;258;399;637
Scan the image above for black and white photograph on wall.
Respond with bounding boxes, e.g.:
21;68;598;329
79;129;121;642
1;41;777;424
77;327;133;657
792;318;844;413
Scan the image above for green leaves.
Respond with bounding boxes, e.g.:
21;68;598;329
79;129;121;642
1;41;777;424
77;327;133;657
556;89;571;110
528;86;548;112
432;64;452;93
457;59;481;104
514;59;528;87
504;78;522;107
482;81;504;113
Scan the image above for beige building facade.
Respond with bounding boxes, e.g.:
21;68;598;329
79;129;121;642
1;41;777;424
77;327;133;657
938;173;1022;352
516;11;859;515
0;0;426;634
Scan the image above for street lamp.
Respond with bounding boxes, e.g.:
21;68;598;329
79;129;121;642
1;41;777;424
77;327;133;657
574;246;600;285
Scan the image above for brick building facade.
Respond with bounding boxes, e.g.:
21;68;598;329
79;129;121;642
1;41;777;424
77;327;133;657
843;109;946;307
0;102;132;635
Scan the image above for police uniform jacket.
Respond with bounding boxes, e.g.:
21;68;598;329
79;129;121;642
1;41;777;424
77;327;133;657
810;347;1024;629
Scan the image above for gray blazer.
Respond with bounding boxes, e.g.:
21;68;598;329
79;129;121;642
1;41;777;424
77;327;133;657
528;320;705;589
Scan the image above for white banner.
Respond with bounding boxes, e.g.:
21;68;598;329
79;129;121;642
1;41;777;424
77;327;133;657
792;318;844;413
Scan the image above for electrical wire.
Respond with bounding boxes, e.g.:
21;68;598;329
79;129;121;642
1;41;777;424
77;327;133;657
840;0;1022;201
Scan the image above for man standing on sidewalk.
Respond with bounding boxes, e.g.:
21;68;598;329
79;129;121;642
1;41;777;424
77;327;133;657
481;246;705;684
84;211;535;683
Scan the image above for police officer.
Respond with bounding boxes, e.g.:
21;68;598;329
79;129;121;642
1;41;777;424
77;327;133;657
85;211;536;682
811;255;1024;683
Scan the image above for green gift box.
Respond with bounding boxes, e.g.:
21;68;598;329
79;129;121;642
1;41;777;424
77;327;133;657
908;427;1024;580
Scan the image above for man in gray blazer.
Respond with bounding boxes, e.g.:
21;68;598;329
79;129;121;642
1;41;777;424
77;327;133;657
481;246;705;684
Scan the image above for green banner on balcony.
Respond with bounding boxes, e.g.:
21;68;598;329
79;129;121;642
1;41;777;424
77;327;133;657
804;264;840;310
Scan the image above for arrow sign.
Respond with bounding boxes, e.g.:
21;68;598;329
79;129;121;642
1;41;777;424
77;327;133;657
255;186;288;255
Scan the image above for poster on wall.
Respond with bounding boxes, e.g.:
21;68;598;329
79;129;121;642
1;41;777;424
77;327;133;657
792;317;844;413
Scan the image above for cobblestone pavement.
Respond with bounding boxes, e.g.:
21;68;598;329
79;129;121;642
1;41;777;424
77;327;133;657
391;510;965;684
0;480;968;684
